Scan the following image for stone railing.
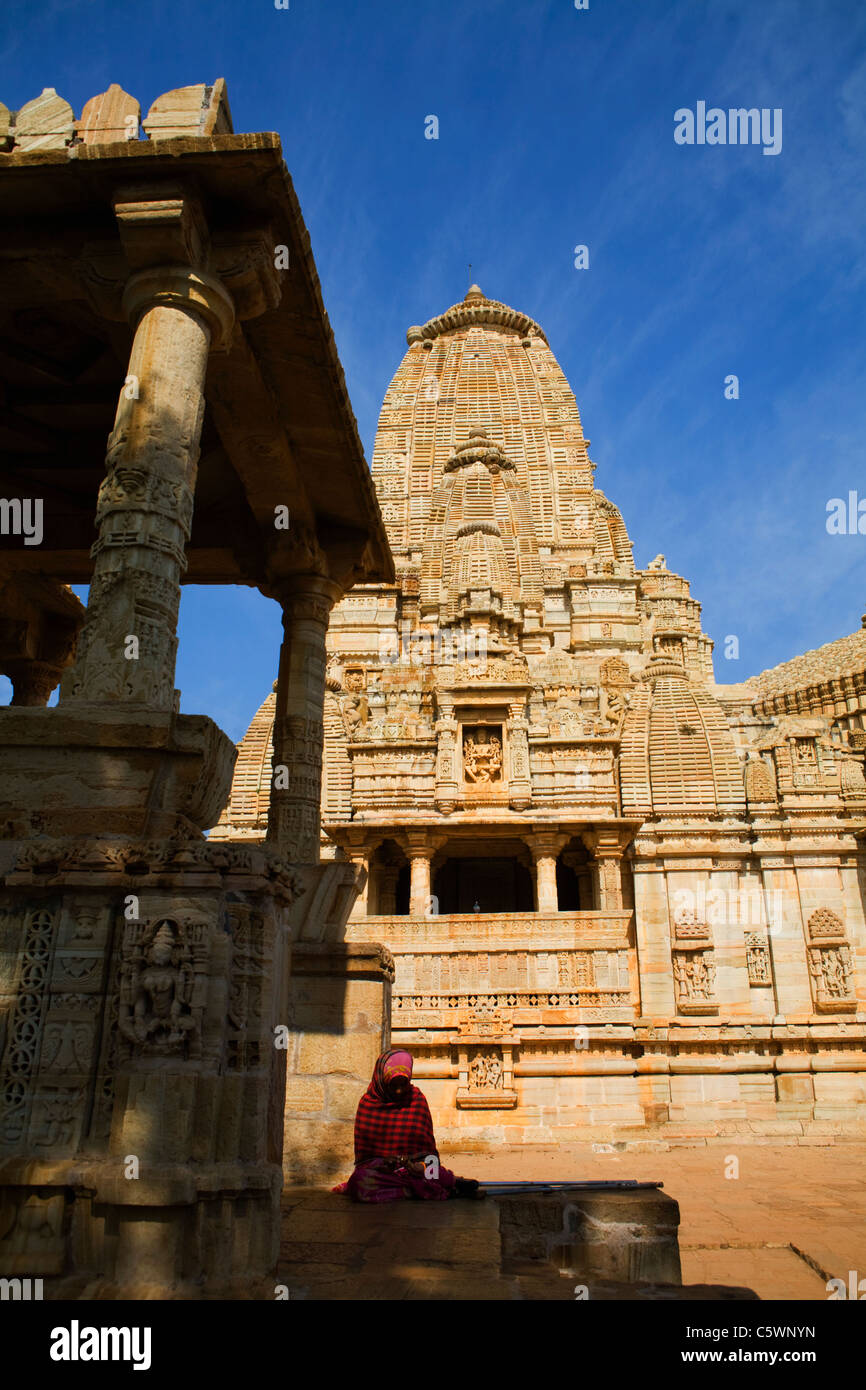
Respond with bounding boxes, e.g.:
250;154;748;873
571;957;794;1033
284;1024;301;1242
393;988;632;1013
349;911;633;947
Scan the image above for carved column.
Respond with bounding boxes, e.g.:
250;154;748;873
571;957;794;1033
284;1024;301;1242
583;829;627;912
62;261;234;707
508;699;532;811
528;832;567;912
434;698;459;813
345;851;370;921
404;833;436;917
379;865;400;916
267;576;342;863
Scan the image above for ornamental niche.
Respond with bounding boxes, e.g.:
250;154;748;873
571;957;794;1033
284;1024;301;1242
672;911;718;1015
806;909;855;1012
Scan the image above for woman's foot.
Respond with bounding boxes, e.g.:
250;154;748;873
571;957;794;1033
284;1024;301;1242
453;1177;486;1199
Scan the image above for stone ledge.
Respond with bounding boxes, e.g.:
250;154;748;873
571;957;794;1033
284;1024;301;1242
290;942;395;981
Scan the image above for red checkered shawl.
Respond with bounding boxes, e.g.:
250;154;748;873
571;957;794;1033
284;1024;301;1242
353;1051;437;1165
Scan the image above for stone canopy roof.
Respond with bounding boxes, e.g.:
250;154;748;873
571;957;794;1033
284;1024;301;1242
748;624;866;698
0;80;393;593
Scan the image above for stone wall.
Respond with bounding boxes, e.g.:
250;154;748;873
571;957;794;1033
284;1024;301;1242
282;944;393;1185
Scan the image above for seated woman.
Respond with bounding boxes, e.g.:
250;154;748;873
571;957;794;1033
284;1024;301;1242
333;1048;483;1203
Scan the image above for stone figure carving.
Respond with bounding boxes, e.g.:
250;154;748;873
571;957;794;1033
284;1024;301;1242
598;683;632;730
809;945;854;1004
324;654;343;692
469;1050;503;1089
463;727;503;783
745;932;772;985
673;950;715;1003
647;554;667;570
119;920;196;1052
341;692;370;739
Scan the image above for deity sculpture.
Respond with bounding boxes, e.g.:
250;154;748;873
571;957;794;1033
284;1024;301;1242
119;920;196;1052
464;727;503;783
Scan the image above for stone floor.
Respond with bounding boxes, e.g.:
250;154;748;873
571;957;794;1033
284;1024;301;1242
464;1141;866;1301
279;1143;866;1300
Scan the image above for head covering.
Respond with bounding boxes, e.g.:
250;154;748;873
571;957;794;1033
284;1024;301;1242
382;1050;413;1083
369;1048;414;1103
354;1048;437;1164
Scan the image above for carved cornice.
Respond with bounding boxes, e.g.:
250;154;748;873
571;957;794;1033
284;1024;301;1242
5;837;305;901
408;286;548;346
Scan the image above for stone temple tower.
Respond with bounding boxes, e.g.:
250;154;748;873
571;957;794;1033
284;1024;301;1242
218;285;866;1152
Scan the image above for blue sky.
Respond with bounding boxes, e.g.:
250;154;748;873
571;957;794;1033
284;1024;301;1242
2;0;865;739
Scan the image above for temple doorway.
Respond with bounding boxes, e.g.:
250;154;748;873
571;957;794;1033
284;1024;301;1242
433;846;534;914
368;839;410;915
556;837;595;911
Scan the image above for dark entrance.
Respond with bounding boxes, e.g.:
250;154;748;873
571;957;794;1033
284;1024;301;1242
433;856;534;913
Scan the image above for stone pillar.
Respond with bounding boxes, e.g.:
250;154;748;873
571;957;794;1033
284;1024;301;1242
267;576;342;863
595;854;625;911
283;943;395;1184
61;266;234;708
434;699;459;813
508;700;532;811
341;834;372;923
632;854;677;1016
408;840;434;917
583;829;628;912
528;833;566;912
379;865;400;916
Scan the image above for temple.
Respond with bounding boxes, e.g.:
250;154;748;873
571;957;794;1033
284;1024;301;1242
218;283;866;1161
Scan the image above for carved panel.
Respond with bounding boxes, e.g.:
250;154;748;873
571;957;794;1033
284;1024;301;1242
745;931;772;986
0;907;58;1147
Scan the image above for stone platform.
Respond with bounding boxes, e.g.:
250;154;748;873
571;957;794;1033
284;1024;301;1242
278;1184;757;1301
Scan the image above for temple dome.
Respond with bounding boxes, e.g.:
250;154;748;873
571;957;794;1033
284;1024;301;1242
375;286;616;563
620;663;746;817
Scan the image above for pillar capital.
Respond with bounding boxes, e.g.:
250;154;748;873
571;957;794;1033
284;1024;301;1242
276;574;343;624
525;830;568;861
402;831;446;860
582;826;633;858
122;264;235;350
